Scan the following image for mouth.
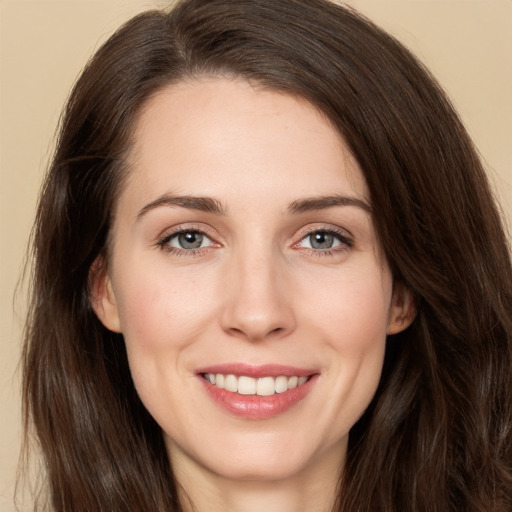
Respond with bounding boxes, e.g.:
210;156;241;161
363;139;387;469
201;373;310;396
196;364;318;419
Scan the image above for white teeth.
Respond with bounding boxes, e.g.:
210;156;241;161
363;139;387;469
275;376;288;393
238;376;256;395
205;373;310;395
224;374;238;392
215;373;224;388
287;376;298;389
257;377;275;396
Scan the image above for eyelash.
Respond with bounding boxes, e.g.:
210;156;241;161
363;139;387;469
156;226;353;257
156;226;217;257
294;227;353;257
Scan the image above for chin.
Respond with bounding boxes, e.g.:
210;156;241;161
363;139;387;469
212;455;307;482
167;429;345;484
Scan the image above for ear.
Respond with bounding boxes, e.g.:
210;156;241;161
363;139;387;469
387;282;416;335
88;257;122;333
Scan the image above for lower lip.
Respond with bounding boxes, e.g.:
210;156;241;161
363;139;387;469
200;375;317;420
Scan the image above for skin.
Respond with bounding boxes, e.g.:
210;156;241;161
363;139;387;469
92;78;414;512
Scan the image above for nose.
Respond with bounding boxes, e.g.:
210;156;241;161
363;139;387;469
219;249;296;342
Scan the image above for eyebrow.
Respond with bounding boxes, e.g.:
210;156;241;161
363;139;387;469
137;193;371;220
286;195;372;214
137;194;227;219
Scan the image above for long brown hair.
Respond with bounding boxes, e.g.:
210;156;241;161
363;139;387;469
22;0;512;510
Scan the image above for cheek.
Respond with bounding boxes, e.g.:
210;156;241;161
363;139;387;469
302;265;392;349
298;265;391;421
110;266;220;421
112;265;219;363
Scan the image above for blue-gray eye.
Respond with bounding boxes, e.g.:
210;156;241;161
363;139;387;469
169;231;211;249
300;231;343;250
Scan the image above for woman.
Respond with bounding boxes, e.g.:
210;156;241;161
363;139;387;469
22;0;512;510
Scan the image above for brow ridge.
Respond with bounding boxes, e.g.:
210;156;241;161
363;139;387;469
287;195;372;214
137;194;227;218
137;193;371;219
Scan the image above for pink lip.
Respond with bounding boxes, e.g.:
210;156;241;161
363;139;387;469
196;363;319;420
196;362;315;378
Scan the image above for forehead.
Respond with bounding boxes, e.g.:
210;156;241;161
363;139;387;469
122;77;368;213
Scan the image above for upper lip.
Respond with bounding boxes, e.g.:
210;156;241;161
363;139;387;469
196;363;316;378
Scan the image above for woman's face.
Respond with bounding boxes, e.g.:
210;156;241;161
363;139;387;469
93;78;413;483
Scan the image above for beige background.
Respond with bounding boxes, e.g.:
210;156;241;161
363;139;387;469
1;1;511;510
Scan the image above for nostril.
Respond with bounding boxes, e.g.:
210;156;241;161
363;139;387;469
220;296;296;341
225;325;286;342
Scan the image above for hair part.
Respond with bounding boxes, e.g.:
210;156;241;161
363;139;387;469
22;1;512;510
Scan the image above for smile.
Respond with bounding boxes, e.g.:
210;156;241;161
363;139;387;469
202;373;309;396
197;364;318;419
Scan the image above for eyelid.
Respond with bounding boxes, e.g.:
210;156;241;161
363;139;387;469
155;223;222;252
167;231;213;249
154;222;353;257
292;225;354;252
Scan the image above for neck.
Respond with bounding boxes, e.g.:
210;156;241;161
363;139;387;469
171;443;344;512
